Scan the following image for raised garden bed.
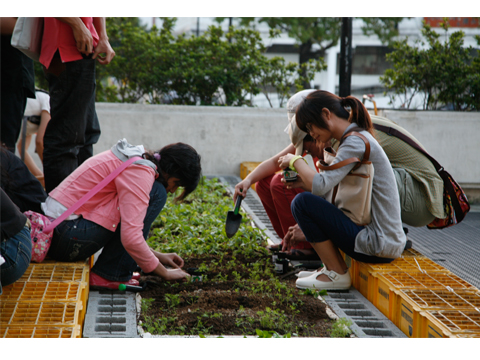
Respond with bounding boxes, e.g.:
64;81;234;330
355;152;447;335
138;177;339;337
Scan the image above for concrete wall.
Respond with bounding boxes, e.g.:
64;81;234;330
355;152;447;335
94;103;290;176
24;103;480;201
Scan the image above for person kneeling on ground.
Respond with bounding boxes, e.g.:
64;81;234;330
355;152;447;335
42;139;202;289
279;90;406;290
1;188;32;295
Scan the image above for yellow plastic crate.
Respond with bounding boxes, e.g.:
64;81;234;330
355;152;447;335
1;282;86;303
240;162;262;190
366;257;448;273
420;310;480;338
42;257;91;267
18;263;89;284
1;325;81;338
0;301;83;327
341;247;427;292
394;290;480;338
369;271;477;319
400;248;426;258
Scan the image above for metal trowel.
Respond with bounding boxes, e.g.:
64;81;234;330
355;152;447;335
225;191;243;238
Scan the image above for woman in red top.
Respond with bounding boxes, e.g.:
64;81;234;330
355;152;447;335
44;140;202;289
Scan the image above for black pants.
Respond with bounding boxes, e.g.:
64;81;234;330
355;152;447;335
43;53;101;193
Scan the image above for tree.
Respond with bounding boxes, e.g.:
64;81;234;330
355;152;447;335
94;17;323;107
216;17;405;88
380;19;480;110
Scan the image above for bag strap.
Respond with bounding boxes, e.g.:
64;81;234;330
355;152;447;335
373;124;442;171
317;129;371;171
43;156;142;233
373;123;468;221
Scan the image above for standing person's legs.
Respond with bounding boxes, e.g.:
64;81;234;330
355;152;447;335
0;86;27;153
43;53;100;193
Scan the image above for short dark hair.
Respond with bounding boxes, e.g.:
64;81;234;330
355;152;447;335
144;143;202;201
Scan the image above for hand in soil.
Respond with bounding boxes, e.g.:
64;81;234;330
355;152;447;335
163;268;190;281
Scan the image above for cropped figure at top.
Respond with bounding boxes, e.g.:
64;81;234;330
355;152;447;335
40;17;115;193
277;90;406;290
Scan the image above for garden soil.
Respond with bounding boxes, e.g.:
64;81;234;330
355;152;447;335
139;251;334;337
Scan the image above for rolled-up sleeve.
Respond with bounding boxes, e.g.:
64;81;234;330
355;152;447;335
114;165;159;273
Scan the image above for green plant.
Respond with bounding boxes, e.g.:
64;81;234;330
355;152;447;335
141;298;155;313
380;18;480;110
256;329;291;338
329;318;353;338
164;294;181;308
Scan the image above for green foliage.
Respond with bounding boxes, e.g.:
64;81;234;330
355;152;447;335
256;329;292;338
95;17;323;106
380;18;480;110
140;298;155;313
329;318;353;338
141;177;334;337
147;177;267;258
164;294;181;308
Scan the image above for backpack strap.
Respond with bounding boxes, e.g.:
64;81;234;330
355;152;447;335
43;156;142;233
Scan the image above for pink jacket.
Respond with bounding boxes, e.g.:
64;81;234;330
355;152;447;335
50;150;159;273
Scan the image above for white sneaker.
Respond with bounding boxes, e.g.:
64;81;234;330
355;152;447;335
296;268;351;290
296;267;325;278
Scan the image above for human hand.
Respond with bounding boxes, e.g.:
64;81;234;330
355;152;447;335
234;180;250;203
281;174;307;191
71;21;94;55
162;268;190;282
158;252;184;269
93;38;115;64
282;224;306;252
278;154;296;170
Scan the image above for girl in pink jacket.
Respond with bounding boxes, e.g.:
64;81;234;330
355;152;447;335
42;139;202;289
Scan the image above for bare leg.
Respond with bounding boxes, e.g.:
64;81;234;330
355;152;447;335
17;135;43;177
310;240;348;282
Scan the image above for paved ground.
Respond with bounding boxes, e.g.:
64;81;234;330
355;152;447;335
404;207;480;289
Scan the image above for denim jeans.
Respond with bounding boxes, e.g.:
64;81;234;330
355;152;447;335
291;192;394;264
48;181;167;281
43;53;101;193
0;226;32;294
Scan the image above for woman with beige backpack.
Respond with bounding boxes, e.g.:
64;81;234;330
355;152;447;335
278;90;406;290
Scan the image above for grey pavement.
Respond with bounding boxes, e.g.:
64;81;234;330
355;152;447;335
404;207;480;289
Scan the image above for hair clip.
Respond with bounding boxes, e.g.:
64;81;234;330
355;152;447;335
154;153;161;161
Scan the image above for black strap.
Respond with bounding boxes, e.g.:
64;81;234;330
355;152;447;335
373;123;467;222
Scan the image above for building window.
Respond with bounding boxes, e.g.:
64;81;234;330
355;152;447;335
337;46;393;75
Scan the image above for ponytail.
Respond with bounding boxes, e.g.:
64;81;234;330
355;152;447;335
340;96;374;135
296;91;374;136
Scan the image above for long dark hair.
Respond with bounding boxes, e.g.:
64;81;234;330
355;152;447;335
143;142;202;201
295;90;374;136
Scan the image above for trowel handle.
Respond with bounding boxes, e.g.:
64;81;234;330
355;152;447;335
234;190;243;215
